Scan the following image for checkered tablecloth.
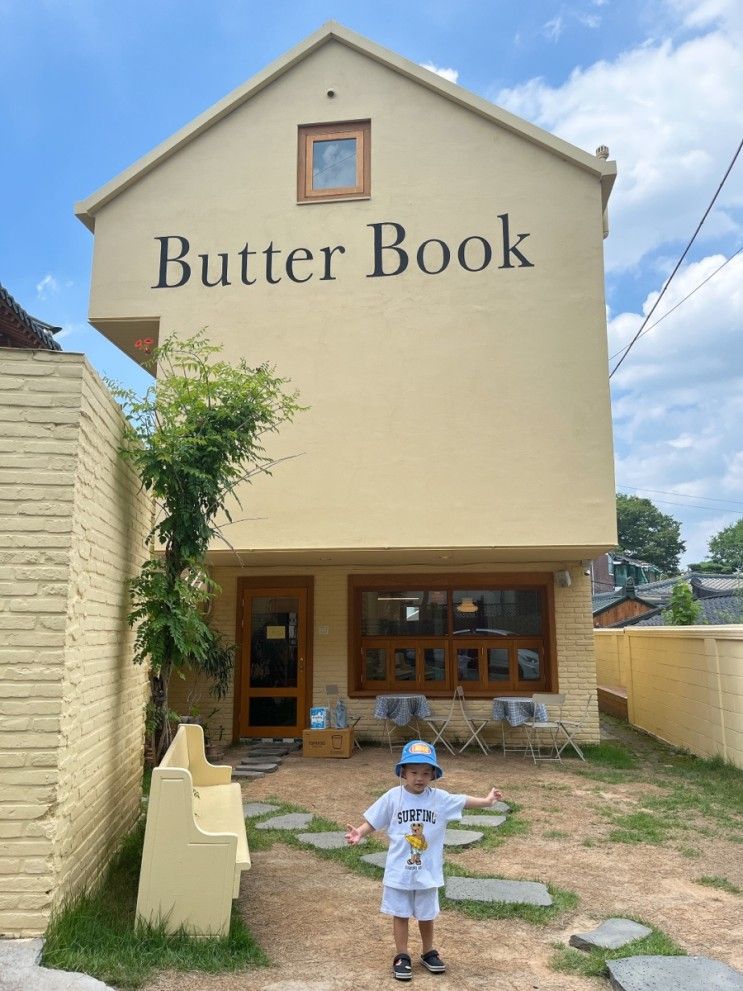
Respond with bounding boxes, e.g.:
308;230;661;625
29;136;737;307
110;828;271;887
374;694;432;726
491;697;548;727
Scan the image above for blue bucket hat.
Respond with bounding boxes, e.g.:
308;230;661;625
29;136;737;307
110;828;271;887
395;739;443;780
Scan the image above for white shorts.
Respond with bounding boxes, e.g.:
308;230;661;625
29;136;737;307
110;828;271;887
381;885;440;921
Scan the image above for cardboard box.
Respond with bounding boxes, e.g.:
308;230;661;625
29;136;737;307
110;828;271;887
302;728;354;759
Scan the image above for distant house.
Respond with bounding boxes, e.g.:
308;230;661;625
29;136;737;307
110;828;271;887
594;571;743;628
0;283;62;351
590;552;662;596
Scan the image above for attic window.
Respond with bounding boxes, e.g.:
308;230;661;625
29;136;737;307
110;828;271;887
298;121;371;202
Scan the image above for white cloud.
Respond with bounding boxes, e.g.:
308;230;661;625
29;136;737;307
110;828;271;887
493;20;743;273
420;62;459;84
577;12;601;28
36;274;59;299
543;15;565;41
610;253;743;563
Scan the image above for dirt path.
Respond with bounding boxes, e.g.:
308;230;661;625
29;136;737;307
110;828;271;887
143;739;743;991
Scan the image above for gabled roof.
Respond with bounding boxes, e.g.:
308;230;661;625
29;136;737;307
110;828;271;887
75;21;617;232
592;590;658;616
0;283;62;351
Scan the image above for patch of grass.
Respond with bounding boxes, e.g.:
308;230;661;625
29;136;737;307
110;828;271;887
695;875;742;895
581;742;638;770
42;822;268;990
550;921;685;978
544;829;568;839
678;846;701;859
607;810;670;845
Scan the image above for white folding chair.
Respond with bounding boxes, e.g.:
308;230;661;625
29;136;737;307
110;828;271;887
421;688;458;756
324;684;363;750
456;686;491;755
524;693;565;763
557;690;595;760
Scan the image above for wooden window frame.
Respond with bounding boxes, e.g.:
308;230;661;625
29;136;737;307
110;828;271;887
297;120;371;203
348;574;557;698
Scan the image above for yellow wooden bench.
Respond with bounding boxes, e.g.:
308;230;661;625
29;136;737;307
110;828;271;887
135;723;250;937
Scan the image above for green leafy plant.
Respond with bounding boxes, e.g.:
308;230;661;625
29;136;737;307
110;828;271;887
109;332;302;758
663;582;700;625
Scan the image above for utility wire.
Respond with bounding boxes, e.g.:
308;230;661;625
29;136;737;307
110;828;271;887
608;246;742;362
609;135;743;378
618;484;743;508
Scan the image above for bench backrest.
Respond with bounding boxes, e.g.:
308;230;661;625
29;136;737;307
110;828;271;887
157;723;228;787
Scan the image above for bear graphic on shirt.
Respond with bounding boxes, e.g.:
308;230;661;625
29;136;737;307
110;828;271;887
405;822;428;866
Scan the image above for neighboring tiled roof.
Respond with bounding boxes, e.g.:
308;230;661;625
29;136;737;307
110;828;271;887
592;590;657;616
0;283;62;351
592;571;743;616
617;593;743;627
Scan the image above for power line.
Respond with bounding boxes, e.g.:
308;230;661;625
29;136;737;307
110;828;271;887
609;134;743;378
618;493;740;515
608;246;742;362
618;484;743;508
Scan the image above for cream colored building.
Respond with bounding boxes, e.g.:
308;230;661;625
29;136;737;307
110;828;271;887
76;23;617;744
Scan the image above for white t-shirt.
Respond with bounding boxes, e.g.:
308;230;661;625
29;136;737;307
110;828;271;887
363;784;466;890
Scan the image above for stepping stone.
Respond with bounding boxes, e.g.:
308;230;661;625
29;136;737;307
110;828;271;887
361;852;389;869
570;918;652;951
0;938;43;969
232;769;264;780
248;745;290;756
445;876;553;906
243;802;279;818
443;828;484;847
460;814;507;828
237;761;279;773
492;801;511;814
297;831;358;850
607;955;743;991
256;813;314;830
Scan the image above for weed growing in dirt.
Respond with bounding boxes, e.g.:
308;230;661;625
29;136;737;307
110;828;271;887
43;823;268;990
695;875;742;894
550;921;685;978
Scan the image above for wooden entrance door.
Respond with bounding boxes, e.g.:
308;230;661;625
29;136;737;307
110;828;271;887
237;580;312;738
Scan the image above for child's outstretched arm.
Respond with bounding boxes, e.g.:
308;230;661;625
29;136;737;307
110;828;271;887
463;786;503;809
345;819;375;845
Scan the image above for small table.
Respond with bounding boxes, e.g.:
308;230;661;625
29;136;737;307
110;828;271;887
492;697;549;755
374;693;432;726
374;694;432;751
492;697;548;726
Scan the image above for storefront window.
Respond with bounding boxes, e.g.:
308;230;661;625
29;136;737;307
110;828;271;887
352;577;552;694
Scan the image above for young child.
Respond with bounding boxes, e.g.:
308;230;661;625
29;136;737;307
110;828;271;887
345;739;502;981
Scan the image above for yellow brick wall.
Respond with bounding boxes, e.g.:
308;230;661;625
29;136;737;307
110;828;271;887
0;350;152;935
595;627;743;767
170;562;598;748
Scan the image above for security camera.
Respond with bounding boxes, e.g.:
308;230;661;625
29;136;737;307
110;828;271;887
326;88;336;98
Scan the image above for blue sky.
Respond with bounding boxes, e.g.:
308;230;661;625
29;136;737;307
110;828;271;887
2;0;742;565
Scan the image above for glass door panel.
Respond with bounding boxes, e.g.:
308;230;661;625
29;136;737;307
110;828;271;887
240;586;308;737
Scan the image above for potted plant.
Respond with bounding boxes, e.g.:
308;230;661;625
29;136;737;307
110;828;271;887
205;724;226;763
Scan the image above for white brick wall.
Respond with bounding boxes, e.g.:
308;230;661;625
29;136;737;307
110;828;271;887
0;350;152;935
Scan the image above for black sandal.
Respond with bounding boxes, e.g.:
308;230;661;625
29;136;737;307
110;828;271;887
393;952;413;980
420;949;446;973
